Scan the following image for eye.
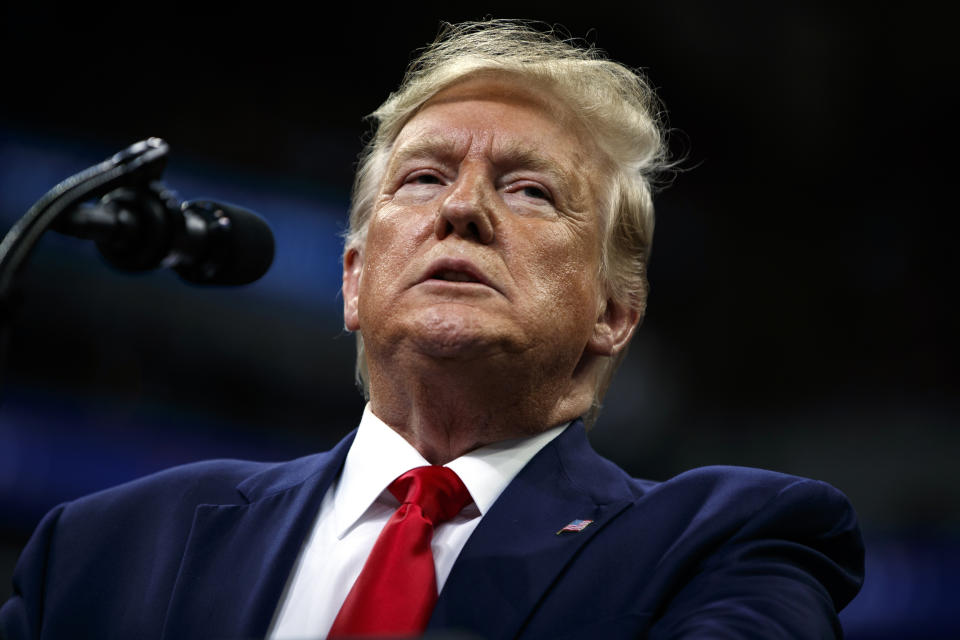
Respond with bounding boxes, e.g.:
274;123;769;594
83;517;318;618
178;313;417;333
403;171;444;186
411;173;442;185
521;185;550;201
392;170;447;204
507;181;553;204
502;180;558;218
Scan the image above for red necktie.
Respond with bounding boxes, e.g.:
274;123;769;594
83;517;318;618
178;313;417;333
328;466;472;638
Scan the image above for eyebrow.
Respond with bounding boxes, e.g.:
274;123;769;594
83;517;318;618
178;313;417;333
491;139;579;199
388;135;585;205
388;134;464;172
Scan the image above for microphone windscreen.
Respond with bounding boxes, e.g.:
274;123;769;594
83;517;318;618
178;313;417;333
175;201;275;285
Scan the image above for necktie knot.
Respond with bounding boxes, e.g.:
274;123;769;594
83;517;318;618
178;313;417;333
389;466;471;525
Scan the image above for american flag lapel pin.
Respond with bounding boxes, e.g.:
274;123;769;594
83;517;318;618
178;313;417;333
556;519;594;535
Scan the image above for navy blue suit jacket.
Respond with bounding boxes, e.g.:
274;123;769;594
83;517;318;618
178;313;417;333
1;422;863;639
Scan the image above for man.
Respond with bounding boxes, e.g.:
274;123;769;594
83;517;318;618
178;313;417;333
1;21;863;639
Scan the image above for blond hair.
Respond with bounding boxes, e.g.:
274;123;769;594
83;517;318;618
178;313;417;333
344;20;669;425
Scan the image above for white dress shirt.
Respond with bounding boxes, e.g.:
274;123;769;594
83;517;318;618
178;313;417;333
269;404;566;639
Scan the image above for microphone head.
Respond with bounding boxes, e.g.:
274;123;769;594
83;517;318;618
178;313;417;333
174;200;275;285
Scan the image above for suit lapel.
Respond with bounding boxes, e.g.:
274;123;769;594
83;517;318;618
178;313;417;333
160;432;356;640
429;422;635;638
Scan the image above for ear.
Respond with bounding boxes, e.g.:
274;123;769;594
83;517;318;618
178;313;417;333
342;247;363;331
586;296;641;357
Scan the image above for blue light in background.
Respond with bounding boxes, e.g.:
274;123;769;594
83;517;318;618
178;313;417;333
0;131;347;310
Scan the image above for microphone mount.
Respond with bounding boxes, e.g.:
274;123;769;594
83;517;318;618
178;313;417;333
0;137;275;388
0;137;171;307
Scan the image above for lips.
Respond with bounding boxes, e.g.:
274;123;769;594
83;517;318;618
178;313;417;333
421;258;495;291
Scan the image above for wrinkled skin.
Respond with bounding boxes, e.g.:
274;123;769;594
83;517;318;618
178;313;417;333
343;78;639;463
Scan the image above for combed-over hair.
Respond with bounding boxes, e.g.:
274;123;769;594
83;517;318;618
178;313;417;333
344;19;669;426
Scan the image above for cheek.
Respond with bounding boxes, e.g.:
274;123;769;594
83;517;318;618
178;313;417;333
516;229;603;313
360;206;434;292
377;201;436;239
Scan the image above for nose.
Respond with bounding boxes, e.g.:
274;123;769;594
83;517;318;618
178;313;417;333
434;169;495;244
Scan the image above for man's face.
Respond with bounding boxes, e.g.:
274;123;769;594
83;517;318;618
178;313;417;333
344;78;626;383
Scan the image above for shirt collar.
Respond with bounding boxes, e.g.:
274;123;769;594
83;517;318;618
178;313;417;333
333;403;567;539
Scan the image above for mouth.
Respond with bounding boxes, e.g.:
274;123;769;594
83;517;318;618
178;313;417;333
430;269;482;283
421;258;495;290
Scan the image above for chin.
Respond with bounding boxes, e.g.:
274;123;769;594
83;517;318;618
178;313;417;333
408;309;513;360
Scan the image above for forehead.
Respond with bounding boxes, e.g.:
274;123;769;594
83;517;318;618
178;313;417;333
389;77;601;176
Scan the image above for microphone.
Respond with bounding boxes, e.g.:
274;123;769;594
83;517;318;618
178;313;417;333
53;184;275;285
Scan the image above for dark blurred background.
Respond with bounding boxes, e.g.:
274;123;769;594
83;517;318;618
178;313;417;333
1;3;956;638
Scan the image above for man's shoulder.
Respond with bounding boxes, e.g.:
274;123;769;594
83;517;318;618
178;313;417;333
557;423;849;515
56;446;347;529
610;464;861;586
620;463;855;528
571;462;863;624
569;424;843;509
580;452;859;554
69;457;272;508
0;443;353;640
645;463;842;499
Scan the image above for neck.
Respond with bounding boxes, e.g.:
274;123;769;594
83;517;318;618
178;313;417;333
366;354;594;465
